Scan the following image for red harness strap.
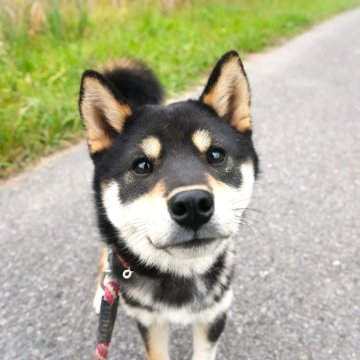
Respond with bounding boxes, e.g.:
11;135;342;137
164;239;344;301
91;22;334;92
113;245;133;279
114;247;130;268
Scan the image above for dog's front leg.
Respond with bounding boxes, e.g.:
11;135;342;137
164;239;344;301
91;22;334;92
192;313;227;360
137;320;170;360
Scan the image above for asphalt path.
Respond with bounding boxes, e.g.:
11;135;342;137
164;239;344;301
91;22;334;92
1;8;360;360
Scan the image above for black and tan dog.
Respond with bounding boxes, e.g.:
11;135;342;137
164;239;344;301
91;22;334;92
79;50;258;360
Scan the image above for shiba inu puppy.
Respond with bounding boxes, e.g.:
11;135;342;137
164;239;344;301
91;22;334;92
79;50;259;360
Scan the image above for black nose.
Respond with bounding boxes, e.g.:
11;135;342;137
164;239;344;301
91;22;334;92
168;190;214;231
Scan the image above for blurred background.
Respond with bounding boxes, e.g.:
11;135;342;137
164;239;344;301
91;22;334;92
0;0;358;178
1;1;360;359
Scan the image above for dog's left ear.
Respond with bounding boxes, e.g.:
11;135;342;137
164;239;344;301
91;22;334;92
200;50;251;133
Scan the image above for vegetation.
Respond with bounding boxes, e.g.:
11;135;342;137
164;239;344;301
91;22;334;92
0;0;359;177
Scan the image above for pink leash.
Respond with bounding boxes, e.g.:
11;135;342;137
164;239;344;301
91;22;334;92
94;247;132;359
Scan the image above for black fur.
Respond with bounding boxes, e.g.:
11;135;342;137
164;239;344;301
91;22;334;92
208;313;227;343
136;321;150;351
103;61;163;108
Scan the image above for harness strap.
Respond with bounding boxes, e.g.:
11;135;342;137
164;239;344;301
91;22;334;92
113;245;133;279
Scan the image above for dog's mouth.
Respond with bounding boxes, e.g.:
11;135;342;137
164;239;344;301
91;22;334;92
148;235;229;252
169;237;224;249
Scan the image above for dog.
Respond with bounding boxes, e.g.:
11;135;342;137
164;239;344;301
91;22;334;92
79;50;259;360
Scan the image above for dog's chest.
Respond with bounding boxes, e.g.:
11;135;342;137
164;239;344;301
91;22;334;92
153;276;206;305
118;250;232;314
122;274;208;309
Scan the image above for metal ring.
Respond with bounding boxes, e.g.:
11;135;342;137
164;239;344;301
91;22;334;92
123;268;133;279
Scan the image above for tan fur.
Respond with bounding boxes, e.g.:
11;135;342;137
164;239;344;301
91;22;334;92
149;180;167;199
192;129;212;153
100;179;166;204
146;322;170;360
101;58;145;73
140;136;162;159
96;244;108;288
87;130;113;154
206;160;253;191
192;322;217;360
206;173;226;192
203;57;251;132
81;77;132;153
167;184;211;201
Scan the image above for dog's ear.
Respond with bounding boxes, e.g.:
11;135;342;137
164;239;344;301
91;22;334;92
200;51;251;133
79;70;132;153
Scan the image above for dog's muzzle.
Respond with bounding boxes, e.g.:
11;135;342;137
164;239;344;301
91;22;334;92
167;189;214;231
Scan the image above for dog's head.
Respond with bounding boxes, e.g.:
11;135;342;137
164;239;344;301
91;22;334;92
79;51;258;275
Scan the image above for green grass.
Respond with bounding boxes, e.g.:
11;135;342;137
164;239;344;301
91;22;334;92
0;0;359;178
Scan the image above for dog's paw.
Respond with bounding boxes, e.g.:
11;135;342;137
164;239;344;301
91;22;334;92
93;286;104;315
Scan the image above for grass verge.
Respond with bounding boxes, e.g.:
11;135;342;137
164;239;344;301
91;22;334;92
0;0;359;178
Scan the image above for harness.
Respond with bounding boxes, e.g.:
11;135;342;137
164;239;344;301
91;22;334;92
94;246;133;360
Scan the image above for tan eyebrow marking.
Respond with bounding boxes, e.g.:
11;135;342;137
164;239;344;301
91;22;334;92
192;129;212;152
140;136;162;159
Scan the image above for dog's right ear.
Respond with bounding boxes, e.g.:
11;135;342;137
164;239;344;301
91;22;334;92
79;70;132;154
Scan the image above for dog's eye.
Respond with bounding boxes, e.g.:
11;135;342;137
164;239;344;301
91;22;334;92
207;148;226;165
132;158;153;175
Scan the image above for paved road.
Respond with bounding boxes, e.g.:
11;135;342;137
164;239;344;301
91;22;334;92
1;8;360;360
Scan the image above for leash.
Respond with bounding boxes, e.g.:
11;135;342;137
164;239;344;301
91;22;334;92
94;246;133;360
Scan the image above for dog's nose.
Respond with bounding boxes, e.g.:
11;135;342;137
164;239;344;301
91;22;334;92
168;190;214;231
